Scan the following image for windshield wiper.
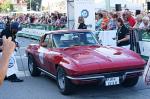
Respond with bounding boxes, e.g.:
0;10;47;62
71;44;80;47
63;45;80;51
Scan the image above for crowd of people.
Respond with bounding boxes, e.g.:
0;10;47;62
95;9;150;31
0;10;150;31
94;9;150;52
0;12;67;29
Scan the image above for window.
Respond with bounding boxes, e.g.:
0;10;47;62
43;34;52;48
53;32;98;48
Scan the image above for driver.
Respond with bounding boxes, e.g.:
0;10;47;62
73;35;81;45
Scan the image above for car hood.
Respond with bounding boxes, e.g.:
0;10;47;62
60;46;145;75
62;46;139;64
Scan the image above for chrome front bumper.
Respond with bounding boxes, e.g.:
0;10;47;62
66;69;143;81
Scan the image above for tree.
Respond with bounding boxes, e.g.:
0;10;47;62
0;0;11;12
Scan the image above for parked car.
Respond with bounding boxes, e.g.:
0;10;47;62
26;30;146;95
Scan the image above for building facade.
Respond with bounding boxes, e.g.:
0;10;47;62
11;0;27;11
95;0;148;11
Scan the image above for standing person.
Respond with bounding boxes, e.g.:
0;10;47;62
131;16;150;54
139;16;150;29
123;12;139;52
126;11;136;27
0;36;15;85
100;11;109;30
134;14;143;28
107;14;118;30
131;14;142;53
116;18;130;49
130;14;143;54
0;21;23;82
122;13;130;29
78;16;87;29
95;13;103;30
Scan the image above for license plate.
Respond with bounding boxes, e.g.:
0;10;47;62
105;77;120;86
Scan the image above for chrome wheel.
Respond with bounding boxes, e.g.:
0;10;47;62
57;67;74;95
58;69;66;90
28;55;41;76
28;59;34;73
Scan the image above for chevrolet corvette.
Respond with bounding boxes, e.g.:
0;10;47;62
26;30;146;95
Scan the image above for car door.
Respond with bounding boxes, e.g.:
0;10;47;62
44;34;58;75
36;34;52;71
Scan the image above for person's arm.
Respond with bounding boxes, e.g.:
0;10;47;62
117;35;130;44
0;36;15;85
117;26;130;44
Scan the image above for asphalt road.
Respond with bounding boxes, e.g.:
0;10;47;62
1;37;150;99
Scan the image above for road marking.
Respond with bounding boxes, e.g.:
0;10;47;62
15;56;27;59
17;71;31;77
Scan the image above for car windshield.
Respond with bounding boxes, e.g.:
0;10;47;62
53;32;98;48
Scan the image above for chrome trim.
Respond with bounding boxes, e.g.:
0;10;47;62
66;75;105;80
37;67;56;79
125;70;144;75
66;69;143;80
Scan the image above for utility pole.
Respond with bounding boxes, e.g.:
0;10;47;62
105;0;111;11
30;0;31;11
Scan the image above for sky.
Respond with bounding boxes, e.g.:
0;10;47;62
42;0;64;6
41;0;144;11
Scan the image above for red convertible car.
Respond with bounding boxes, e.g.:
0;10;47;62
26;30;146;95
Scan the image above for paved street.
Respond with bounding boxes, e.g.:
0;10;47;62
1;37;150;99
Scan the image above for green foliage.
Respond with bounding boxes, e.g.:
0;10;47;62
0;0;11;12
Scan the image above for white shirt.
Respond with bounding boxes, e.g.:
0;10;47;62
139;22;150;29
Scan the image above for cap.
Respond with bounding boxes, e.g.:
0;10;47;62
11;22;22;31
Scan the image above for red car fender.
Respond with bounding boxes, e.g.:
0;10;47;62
46;51;64;64
53;55;63;64
26;45;40;56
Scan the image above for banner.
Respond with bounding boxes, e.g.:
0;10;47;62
139;30;150;42
74;0;95;30
98;30;117;47
19;28;47;37
143;56;150;85
18;24;66;40
0;53;18;77
7;53;18;77
138;30;150;57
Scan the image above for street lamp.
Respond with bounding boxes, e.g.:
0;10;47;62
36;2;39;11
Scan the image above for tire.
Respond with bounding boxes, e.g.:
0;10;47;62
56;67;74;95
122;76;139;87
28;55;41;76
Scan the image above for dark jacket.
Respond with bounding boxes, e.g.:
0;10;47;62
0;28;16;42
116;25;130;47
78;23;87;29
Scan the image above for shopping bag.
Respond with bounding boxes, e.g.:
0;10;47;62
143;57;150;85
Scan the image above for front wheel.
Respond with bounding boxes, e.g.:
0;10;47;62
122;76;139;87
28;55;41;76
56;67;74;95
